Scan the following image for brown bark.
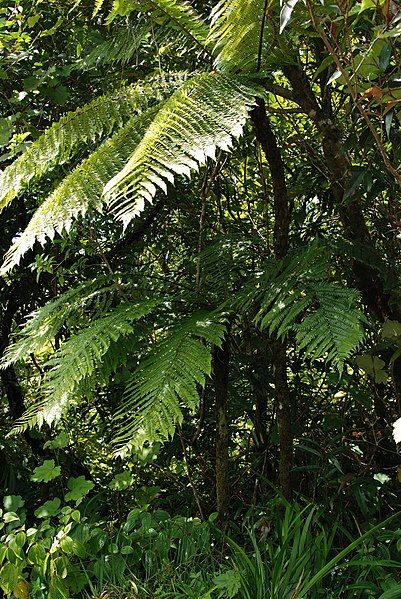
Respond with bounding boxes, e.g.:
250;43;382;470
251;98;293;501
213;335;230;520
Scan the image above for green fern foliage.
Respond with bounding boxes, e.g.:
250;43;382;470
0;73;188;213
78;24;151;70
107;0;209;48
208;0;267;72
0;111;156;275
104;73;262;227
237;243;365;370
1;279;122;368
113;313;226;454
295;284;364;370
10;300;158;433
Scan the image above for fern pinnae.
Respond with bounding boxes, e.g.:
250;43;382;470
0;280;123;368
208;0;267;72
10;300;158;432
104;73;262;227
0;72;189;215
107;0;210;50
0;110;158;275
113;313;226;454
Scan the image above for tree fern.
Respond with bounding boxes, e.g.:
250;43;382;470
104;73;263;227
0;110;156;274
208;0;267;72
0;73;188;212
9;300;158;433
106;0;210;49
113;313;226;454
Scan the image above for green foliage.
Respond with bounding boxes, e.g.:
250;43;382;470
78;22;151;70
30;460;61;483
209;0;267;71
105;73;262;227
114;312;226;452
1;279;121;368
107;0;210;48
240;243;365;370
0;85;143;211
0;111;156;274
11;300;158;432
216;505;401;599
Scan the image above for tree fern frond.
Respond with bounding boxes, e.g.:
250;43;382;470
107;0;209;49
295;284;365;372
233;242;364;368
208;0;267;72
254;243;329;337
78;23;151;70
113;313;226;454
0;72;189;212
104;73;262;227
1;279;121;368
0;110;157;275
11;301;158;433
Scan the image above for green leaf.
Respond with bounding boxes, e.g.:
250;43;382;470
382;319;401;339
108;471;134;490
34;498;61;518
356;354;389;383
3;496;24;513
31;460;61;483
64;476;94;503
27;13;42;27
3;512;20;523
44;432;69;449
213;570;241;598
0;562;19;594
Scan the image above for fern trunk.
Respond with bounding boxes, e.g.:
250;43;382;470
252;97;293;501
213;336;230;520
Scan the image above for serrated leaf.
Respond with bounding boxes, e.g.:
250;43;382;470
31;460;61;483
65;476;94;503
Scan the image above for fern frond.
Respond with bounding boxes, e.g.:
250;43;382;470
254;243;329;337
295;284;365;372
11;301;158;433
208;0;267;72
107;0;209;49
78;24;150;70
113;313;226;453
233;242;364;368
104;73;262;227
0;72;189;213
0;110;156;274
1;279;121;368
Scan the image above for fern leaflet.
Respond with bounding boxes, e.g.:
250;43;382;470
0;72;188;213
0;110;156;274
10;300;158;433
107;0;209;48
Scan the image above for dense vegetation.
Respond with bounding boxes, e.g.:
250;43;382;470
2;0;401;596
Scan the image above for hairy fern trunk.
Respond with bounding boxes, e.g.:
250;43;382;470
252;98;293;501
213;336;231;520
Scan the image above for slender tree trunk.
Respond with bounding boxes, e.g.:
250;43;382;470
251;98;293;501
213;335;230;520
